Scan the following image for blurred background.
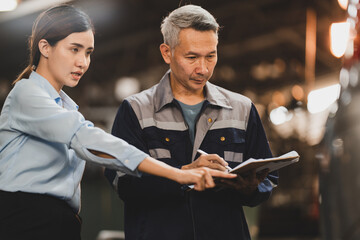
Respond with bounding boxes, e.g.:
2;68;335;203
0;0;358;239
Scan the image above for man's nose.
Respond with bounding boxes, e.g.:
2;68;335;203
195;58;209;75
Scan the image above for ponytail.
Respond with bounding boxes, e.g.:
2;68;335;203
13;65;35;85
13;34;36;85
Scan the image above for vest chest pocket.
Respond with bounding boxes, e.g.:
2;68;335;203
205;129;245;163
143;129;187;161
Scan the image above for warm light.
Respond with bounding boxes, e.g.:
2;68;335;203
338;0;348;10
291;85;304;101
270;106;293;125
272;91;286;106
330;22;350;58
307;84;341;114
0;0;17;12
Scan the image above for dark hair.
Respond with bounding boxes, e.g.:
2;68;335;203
14;4;94;84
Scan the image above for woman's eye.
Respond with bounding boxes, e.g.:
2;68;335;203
72;48;79;53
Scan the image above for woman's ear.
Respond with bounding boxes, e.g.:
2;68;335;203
159;43;171;64
38;39;50;59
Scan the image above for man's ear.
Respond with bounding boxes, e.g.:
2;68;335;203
38;39;50;59
160;43;171;64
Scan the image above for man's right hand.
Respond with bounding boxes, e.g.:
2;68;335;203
181;154;229;171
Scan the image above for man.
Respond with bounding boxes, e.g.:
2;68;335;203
105;5;278;240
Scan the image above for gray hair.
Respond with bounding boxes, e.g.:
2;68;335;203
160;5;219;48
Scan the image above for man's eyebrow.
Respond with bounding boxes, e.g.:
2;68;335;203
186;50;217;55
70;43;94;50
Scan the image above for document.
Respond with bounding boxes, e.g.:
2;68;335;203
187;151;299;189
227;150;300;175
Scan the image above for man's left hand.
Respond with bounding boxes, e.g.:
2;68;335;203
218;169;269;195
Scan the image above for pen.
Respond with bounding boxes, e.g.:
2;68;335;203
197;149;232;172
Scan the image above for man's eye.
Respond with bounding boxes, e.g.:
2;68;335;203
186;56;196;60
72;48;79;52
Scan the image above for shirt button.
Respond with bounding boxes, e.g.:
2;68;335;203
220;136;226;142
125;159;129;164
165;137;170;142
208;118;213;123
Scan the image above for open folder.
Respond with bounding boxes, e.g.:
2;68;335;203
227;150;300;175
187;151;299;189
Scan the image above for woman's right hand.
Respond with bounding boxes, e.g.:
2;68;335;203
175;167;237;191
137;156;236;191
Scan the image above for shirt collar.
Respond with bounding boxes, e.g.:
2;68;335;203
58;90;79;110
153;70;175;112
204;81;232;109
153;70;232;112
29;71;79;110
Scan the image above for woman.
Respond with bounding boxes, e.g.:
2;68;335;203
0;4;234;239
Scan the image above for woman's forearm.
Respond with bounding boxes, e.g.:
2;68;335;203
89;150;179;180
89;150;180;181
90;150;236;190
137;156;181;182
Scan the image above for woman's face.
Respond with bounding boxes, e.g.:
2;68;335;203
42;30;94;92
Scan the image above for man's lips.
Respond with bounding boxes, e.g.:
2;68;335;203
191;78;207;83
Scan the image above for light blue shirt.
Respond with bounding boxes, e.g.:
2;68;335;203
0;71;148;213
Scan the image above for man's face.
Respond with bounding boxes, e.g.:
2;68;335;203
161;28;218;94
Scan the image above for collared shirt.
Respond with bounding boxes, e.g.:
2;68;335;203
0;71;148;213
